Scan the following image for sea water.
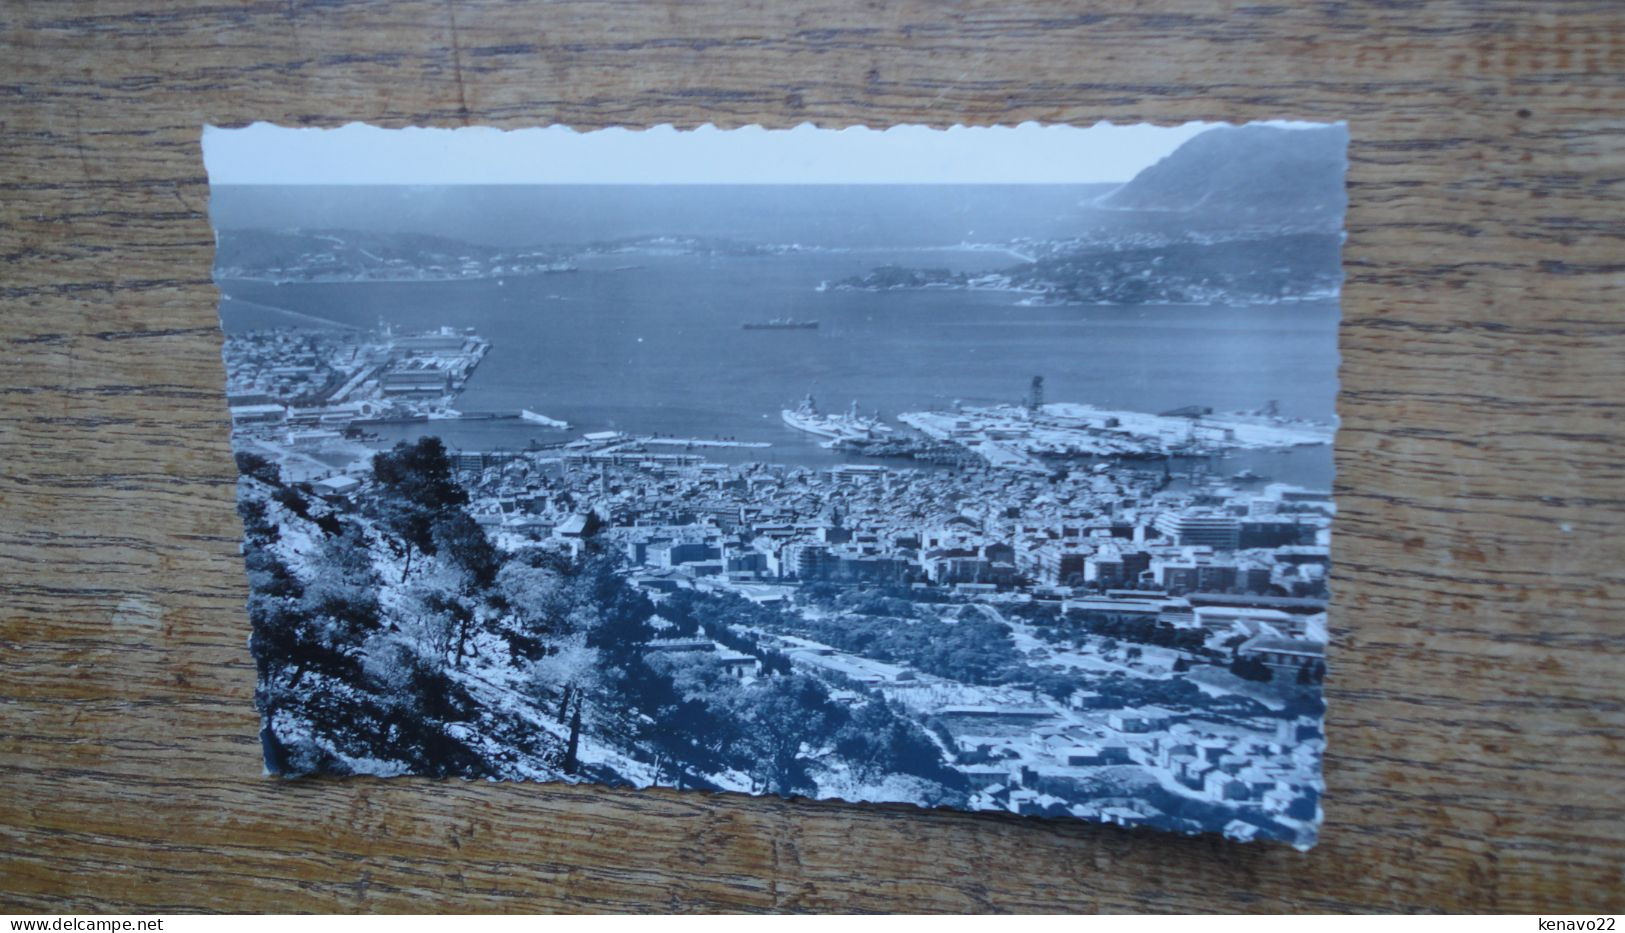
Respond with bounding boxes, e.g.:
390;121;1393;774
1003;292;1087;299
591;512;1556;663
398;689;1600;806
214;186;1338;486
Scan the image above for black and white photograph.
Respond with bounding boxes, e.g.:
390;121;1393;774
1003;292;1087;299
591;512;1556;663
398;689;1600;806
206;121;1345;849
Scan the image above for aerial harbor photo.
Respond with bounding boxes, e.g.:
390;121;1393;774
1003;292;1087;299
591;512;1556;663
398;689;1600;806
208;122;1346;848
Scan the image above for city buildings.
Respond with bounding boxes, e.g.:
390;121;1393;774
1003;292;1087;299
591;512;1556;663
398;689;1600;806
225;322;1332;844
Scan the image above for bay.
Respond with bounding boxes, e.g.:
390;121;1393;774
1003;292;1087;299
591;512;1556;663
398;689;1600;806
217;247;1337;486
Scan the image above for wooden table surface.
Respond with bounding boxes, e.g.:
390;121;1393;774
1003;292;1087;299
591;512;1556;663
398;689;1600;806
3;0;1623;914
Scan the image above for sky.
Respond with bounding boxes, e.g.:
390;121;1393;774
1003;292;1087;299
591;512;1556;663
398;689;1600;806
202;121;1257;186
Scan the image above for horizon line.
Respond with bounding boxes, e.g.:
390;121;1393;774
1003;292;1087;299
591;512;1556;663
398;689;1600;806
210;179;1135;187
203;121;1340;187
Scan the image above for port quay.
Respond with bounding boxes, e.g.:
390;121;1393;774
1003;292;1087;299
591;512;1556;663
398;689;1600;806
226;323;1333;839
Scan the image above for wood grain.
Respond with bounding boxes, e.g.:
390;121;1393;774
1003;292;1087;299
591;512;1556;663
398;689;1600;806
2;0;1623;913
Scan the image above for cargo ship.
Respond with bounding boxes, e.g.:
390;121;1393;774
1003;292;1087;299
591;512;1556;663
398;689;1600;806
781;394;894;442
743;318;819;330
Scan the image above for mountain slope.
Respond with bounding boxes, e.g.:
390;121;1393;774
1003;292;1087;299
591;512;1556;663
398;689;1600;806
1099;124;1348;221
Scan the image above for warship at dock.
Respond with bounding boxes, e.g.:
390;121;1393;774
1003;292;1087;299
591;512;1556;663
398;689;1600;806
781;394;894;442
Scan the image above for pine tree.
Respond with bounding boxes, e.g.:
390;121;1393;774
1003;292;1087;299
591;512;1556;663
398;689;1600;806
564;699;583;774
370;438;468;582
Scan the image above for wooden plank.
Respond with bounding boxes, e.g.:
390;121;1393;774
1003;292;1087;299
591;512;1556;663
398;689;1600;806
1;0;1622;913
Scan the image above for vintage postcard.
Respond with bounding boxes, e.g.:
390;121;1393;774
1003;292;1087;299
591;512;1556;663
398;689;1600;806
205;122;1344;848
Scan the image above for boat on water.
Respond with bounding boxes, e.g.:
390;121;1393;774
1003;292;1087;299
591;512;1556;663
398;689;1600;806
743;318;819;330
781;394;894;442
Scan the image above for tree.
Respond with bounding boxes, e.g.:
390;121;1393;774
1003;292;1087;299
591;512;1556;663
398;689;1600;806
834;697;953;786
243;540;300;599
250;586;370;695
362;637;484;777
497;562;571;633
312;523;378;591
433;511;500;592
581;558;657;669
494;562;572;664
246;524;378;693
238;497;279;543
272;484;311;519
370;438;469;581
235;451;281;485
434;592;478;665
734;674;843;796
563;697;583;774
394;564;471;661
372;437;467;511
646;694;737;787
525;632;599;725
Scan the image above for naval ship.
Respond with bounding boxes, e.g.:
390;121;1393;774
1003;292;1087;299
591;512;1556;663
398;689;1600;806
743;317;819;330
781;394;894;442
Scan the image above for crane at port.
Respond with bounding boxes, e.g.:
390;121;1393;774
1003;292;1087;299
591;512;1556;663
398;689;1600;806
1025;375;1045;413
